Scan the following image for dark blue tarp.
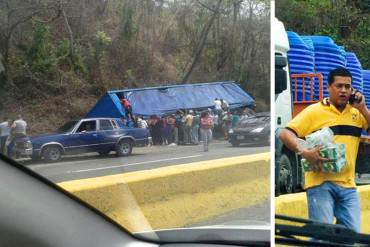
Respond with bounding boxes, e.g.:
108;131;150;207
86;81;255;118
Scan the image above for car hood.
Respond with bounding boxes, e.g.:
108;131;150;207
30;132;67;143
234;123;269;133
134;221;270;245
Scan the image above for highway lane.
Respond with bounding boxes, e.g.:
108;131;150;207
18;139;271;229
20;140;269;183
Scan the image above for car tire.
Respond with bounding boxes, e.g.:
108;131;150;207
116;139;133;157
42;146;62;163
277;153;293;194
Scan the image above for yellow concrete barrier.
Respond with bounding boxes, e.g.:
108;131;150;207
276;185;370;233
59;153;270;232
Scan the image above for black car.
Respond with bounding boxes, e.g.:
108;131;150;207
228;112;270;147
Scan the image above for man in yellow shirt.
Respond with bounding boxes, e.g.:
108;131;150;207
279;68;370;232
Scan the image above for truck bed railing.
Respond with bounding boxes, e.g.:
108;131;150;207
291;73;324;117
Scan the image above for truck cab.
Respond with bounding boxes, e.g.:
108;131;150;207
274;18;327;195
274;18;303;195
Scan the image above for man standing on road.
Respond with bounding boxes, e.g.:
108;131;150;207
11;115;27;137
200;111;214;152
214;98;222;115
184;110;193;144
191;111;200;144
7;115;27;157
0;118;11;154
279;68;370;232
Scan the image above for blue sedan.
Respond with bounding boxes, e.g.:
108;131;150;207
31;118;151;162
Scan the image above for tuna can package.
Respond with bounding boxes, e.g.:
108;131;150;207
299;127;347;173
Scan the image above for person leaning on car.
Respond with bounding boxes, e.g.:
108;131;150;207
11;115;27;138
279;68;370;233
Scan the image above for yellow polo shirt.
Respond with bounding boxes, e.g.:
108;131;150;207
286;98;368;189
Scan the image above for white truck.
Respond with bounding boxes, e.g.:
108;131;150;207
274;17;300;195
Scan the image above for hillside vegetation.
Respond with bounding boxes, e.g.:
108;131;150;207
277;0;370;68
0;0;270;134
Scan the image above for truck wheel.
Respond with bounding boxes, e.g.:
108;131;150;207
42;146;62;163
278;153;293;194
116;140;133;157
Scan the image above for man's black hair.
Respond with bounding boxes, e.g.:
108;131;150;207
328;67;352;85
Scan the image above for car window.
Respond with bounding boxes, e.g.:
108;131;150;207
76;121;96;133
57;120;78;133
100;120;114;130
111;120;119;129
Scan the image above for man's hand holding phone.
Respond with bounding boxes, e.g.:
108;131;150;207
350;88;366;111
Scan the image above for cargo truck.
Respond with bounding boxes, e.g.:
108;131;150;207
274;18;370;195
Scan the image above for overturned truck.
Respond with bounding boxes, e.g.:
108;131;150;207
86;81;256;118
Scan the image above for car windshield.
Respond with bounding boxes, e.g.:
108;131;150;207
56;121;78;133
237;116;270;128
1;0;270;244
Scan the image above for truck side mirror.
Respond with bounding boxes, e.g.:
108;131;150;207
275;56;287;67
275;55;288;94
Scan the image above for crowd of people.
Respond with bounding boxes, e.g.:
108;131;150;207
0;97;252;156
120;96;254;151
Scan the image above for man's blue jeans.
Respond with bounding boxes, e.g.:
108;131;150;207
306;181;361;232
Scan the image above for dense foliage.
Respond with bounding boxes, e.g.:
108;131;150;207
0;0;270;133
276;0;370;69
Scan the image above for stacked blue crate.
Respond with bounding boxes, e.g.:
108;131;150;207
346;52;363;93
287;31;315;101
363;70;370;109
304;35;346;98
361;70;369;135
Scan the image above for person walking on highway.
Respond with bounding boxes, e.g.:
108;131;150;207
279;68;370;233
167;115;176;145
200;111;214;152
184;110;193;144
191;111;200;144
175;111;184;144
222;111;232;140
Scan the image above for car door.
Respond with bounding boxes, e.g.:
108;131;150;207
97;119;120;150
65;120;100;154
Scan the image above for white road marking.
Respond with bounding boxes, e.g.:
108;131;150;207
67;155;203;173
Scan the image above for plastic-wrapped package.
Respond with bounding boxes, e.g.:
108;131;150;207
300;128;346;173
306;127;334;147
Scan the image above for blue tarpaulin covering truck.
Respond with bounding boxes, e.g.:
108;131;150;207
86;81;255;118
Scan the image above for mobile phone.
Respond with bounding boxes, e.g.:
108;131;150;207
349;88;361;104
